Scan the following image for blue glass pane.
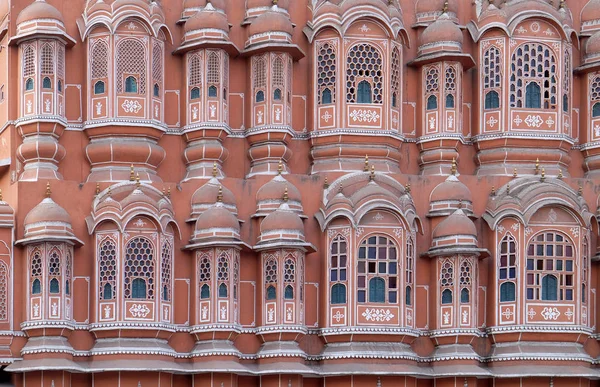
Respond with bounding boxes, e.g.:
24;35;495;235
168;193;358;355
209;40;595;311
50;278;60;294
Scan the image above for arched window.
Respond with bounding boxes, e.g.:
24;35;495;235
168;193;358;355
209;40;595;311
253;54;267;104
357;80;372;104
31;251;42;295
273;88;282;101
427;95;437;110
391;46;401;109
125;76;138;93
459;259;472;304
161;241;172;302
368;277;386;303
357;235;398;303
460;288;470;303
99;239;117;300
58;80;63;93
499;234;517;302
25;78;34;91
526;232;574;301
50;278;60;294
331;283;346;304
284;285;294;299
223;88;227;100
444;65;457;109
593;102;600;118
124;236;154;300
510;43;556;109
563;94;568;112
500;282;516;302
132;278;147;299
190;87;200;100
200;283;210;299
43;77;51;89
406;237;414;306
441;289;453;304
266;285;276;300
525;82;541;109
405;286;412;306
317;40;336;105
445;94;454;108
485;91;500;109
152;42;163;96
23;45;35;79
0;262;8;321
94;81;105;95
208;85;217;98
48;251;61;294
41;43;54;75
392;93;397;108
255;90;265;103
153;83;160;97
219;283;228;298
346;44;382;104
90;40;109;81
32;279;41;295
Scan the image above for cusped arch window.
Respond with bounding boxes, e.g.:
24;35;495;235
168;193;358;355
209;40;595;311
510;43;557;109
125;76;138;93
255;90;265;103
25;78;34;91
498;234;517;302
485;91;500;109
94;81;105;95
593;102;600;118
42;77;52;89
124;236;155;300
357;235;398;304
346;43;383;104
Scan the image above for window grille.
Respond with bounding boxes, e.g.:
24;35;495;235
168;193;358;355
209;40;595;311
346;44;383;104
124;237;154;300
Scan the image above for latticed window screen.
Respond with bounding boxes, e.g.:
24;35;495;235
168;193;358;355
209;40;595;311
563;49;570;112
499;234;517;302
582;237;589;303
591;76;600;117
425;65;439;110
346;43;383;104
207;51;220;89
58;45;65;80
23;45;35;78
91;40;109;80
253;54;267;90
233;251;239;301
152;42;162;84
317;41;336;104
198;253;211;299
41;43;54;75
272;56;285;100
405;237;414;306
445;65;457;108
391;46;401;108
330;235;347;304
264;256;277;300
65;251;72;296
161;241;172;301
357;236;398;303
217;252;229;298
48;250;61;294
526;232;574;301
440;259;453;304
459;259;472;303
99;239;117;300
283;256;295;300
510;43;557;109
483;45;502;109
189;53;203;87
0;262;7;320
31;250;42;295
124;237;154;299
116;39;146;94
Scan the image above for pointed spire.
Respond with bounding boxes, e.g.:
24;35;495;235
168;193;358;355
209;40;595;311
451;158;457;176
217;185;223;202
278;159;283;175
130;164;135;181
442;0;449;13
458;199;463;209
167;186;171;198
162;187;167;197
506;183;510;195
338;182;343;194
579;184;583;196
558;169;563;179
107;185;112;198
363;155;369;172
212;161;218;178
283;186;289;202
135;173;141;187
559;0;566;10
540;168;546;182
46;182;51;198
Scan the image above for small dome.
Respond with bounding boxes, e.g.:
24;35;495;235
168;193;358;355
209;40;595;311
24;198;71;228
430;175;472;203
195;203;240;233
183;0;226;10
247;0;289;10
582;0;600;25
416;0;457;15
586;31;600;58
191;179;236;208
87;0;111;14
17;0;64;25
0;0;9;20
432;209;477;239
248;7;293;36
419;14;462;48
256;175;301;203
260;203;304;235
120;187;155;209
185;4;229;33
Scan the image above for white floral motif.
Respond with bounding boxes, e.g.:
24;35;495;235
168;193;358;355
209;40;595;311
321;111;332;123
501;308;514;320
392;115;398;126
122;100;142;114
541;307;561;321
594;124;600;138
349;109;380;123
134;219;147;227
393;228;403;239
511;223;519;232
33;304;39;317
570;227;579;238
59;103;63;115
275;108;282;121
487;116;498;127
104;305;111;318
256;111;263;124
192;106;199;120
129;304;151;318
210;104;216;118
546;116;555;127
524;115;543;128
530;22;540;33
362;308;394;322
286;307;293;321
429;117;436;130
543;28;554;36
96;102;102;115
462;310;468;323
406;311;413;324
443;311;450;324
163;307;168;320
45;99;51;113
201;305;208;320
220;306;227;320
525;227;533;236
373;212;384;221
51;302;58;316
267;307;275;322
447;115;454;129
26;100;32;114
516;26;528;34
154;105;159;118
528;308;536;319
355;227;365;237
332;310;345;323
360;24;371;33
497;225;506;234
127;22;137;30
565;308;574;321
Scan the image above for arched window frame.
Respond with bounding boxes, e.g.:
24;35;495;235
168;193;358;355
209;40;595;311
357;235;399;304
99;238;117;300
283;255;296;300
590;75;600;119
329;234;348;305
346;43;383;104
485;90;500;110
252;54;267;106
405;236;414;306
160;239;172;302
317;40;337;105
459;258;473;304
425;65;440;111
198;253;211;300
116;38;146;95
499;234;517;302
482;45;502;110
264;256;277;300
440;259;453;305
48;248;62;295
0;261;9;321
124;236;155;300
510;42;557;109
217;252;230;299
94;81;106;95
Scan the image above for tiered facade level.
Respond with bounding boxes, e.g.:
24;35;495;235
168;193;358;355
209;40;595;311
3;0;600;386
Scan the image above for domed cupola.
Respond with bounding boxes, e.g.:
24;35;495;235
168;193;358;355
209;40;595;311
243;1;303;60
254;162;304;217
415;0;458;26
427;207;485;256
17;183;83;246
179;0;228;22
13;0;76;45
189;167;237;221
0;191;14;228
582;0;600;35
583;30;600;68
176;1;239;55
428;162;474;217
244;0;290;24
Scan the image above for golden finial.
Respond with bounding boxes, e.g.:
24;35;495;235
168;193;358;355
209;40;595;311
370;165;375;181
442;0;449;13
217;185;223;202
363;155;369;172
0;189;3;202
45;182;51;198
95;183;100;196
129;164;135;181
558;169;563;179
535;158;540;175
513;168;517;178
451;158;457;176
283;186;289;202
540;168;546;182
135;173;141;187
167;186;171;198
212;161;218;178
405;183;411;194
324;176;329;189
272;0;278;4
107;185;112;197
458;199;463;209
490;186;496;196
277;159;283;175
162;187;167;197
578;184;583;196
559;0;566;9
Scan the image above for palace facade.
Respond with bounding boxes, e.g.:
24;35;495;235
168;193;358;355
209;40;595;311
0;0;598;386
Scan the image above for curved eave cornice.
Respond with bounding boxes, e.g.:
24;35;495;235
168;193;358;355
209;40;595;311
575;61;600;74
15;235;84;247
184;239;251;251
77;13;174;44
253;240;315;253
241;42;305;61
409;52;475;70
9;30;77;47
174;39;240;56
422;246;489;258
